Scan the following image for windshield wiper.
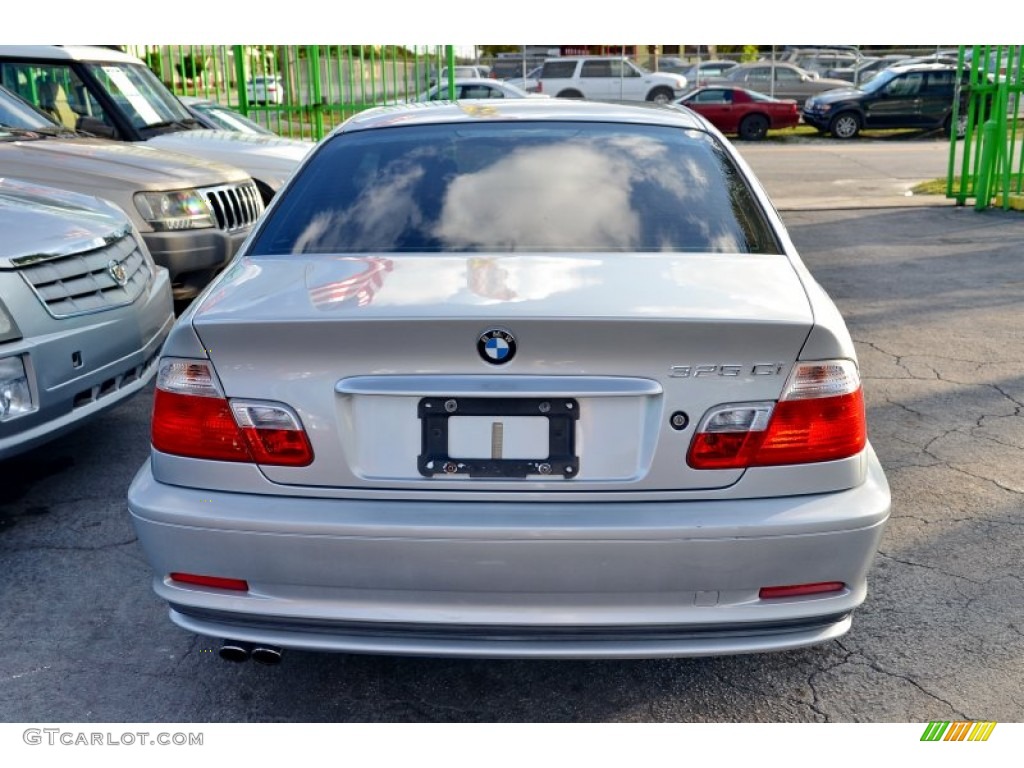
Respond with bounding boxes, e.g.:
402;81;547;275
146;117;201;132
0;126;68;140
145;119;191;131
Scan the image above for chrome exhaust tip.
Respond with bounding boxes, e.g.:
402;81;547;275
250;645;283;665
219;640;253;663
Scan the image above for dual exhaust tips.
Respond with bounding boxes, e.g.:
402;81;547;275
219;640;282;665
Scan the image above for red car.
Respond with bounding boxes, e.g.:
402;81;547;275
678;86;800;140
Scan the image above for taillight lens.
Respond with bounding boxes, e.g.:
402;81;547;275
688;360;867;469
231;401;315;466
152;359;313;466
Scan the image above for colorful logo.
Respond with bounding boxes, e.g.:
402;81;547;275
921;721;997;741
477;329;516;365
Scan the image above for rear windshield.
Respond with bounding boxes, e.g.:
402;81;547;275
248;121;782;255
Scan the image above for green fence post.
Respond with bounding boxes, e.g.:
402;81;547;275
975;118;1000;211
233;45;249;115
445;45;456;100
308;45;324;141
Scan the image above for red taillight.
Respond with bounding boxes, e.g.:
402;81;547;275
688;360;867;469
759;582;845;599
152;359;314;466
232;401;315;466
753;390;866;465
152;388;251;462
170;572;249;591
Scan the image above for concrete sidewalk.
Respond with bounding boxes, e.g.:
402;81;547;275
738;139;958;211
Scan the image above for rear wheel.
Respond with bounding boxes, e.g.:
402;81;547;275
944;112;968;139
738;114;770;141
647;87;673;105
829;111;861;139
557;89;584;99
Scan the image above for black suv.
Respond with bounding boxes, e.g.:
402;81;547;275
802;63;969;139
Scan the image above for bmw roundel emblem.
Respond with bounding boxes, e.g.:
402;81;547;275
478;328;516;365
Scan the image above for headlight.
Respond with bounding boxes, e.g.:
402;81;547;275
134;189;214;231
0;356;34;421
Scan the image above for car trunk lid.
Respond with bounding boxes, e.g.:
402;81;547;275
190;252;814;491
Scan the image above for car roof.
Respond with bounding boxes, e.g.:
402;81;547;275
734;61;803;69
436;78;512;86
0;45;139;63
543;55;631;62
884;62;959;74
336;99;706;137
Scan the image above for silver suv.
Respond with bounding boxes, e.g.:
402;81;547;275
0;83;263;301
0;178;173;459
0;46;311;204
538;56;687;103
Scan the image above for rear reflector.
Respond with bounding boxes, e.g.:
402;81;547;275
170;572;249;592
688;359;867;469
759;582;845;599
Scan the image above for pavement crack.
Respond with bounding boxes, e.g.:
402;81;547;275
852;339;918;378
876;551;985;585
884;397;929;420
861;659;969;719
175;635;200;670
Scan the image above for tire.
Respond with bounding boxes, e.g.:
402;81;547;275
647;87;673;105
829;111;861;139
944;112;968;139
738;113;770;141
557;89;584;99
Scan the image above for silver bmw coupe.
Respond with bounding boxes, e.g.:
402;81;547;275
128;99;890;662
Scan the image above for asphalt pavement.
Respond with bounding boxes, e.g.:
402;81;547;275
0;139;1021;723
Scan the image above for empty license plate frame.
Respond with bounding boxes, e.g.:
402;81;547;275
417;397;579;478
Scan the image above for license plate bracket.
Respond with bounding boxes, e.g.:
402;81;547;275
418;397;579;479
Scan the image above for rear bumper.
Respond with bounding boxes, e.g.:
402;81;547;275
128;450;890;658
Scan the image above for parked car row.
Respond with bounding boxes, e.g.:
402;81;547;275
478;55;973;143
0;46;317;463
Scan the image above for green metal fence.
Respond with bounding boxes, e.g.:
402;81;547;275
126;45;459;141
947;45;1024;210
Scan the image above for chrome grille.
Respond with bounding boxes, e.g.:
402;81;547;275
18;233;152;318
201;181;264;232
